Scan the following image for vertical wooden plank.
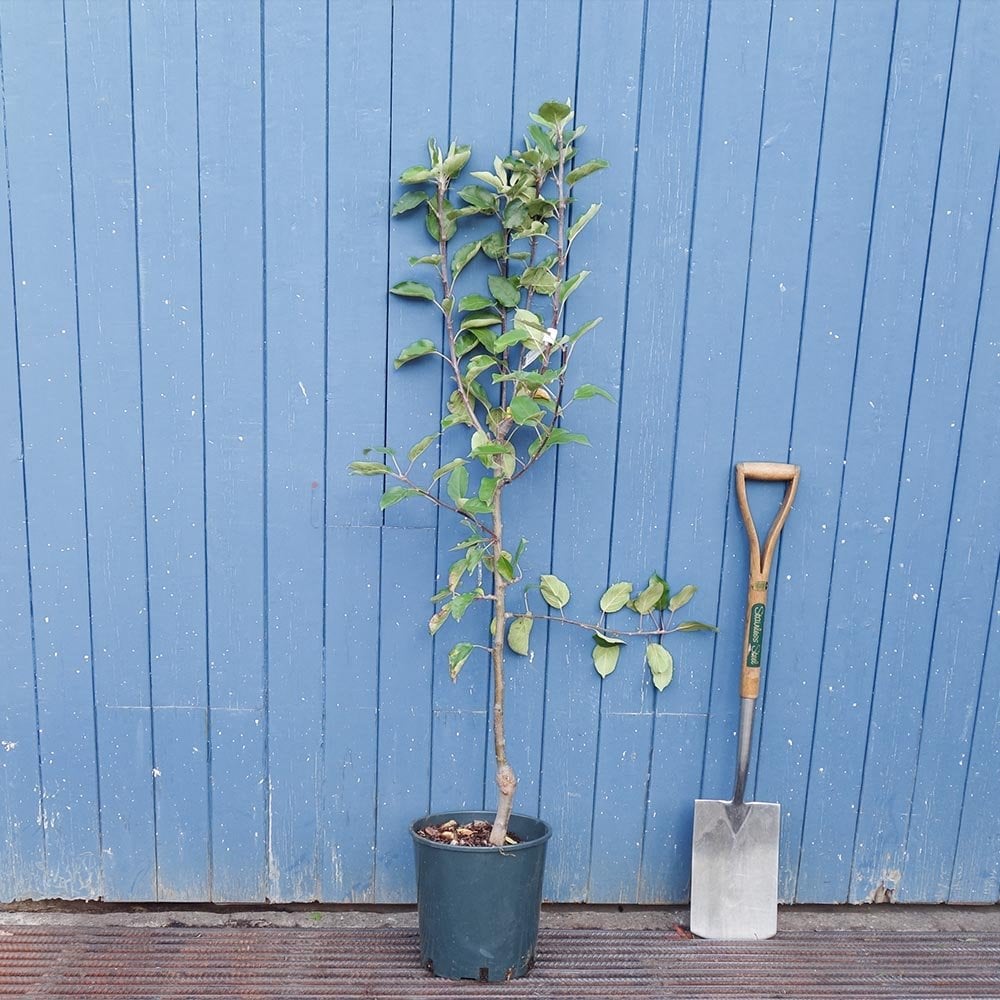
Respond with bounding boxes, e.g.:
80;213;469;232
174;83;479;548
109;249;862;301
262;0;327;904
0;0;103;899
427;0;515;819
321;0;392;902
641;0;771;903
372;0;451;901
196;0;266;902
849;0;1000;904
551;0;645;905
949;567;1000;902
754;0;897;903
906;162;1000;901
130;0;211;901
796;0;959;903
701;0;834;815
0;43;44;897
504;0;583;899
63;0;158;902
582;0;708;905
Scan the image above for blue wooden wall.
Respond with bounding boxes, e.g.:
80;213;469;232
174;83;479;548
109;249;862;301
1;0;998;905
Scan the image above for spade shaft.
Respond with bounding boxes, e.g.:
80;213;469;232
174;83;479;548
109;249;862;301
689;461;800;941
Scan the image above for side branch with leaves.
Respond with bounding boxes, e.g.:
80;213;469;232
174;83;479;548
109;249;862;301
350;101;714;846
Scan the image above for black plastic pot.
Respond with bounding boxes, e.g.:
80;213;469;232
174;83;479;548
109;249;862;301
410;810;552;981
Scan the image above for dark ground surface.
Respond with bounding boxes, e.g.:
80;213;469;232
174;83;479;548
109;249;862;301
1;905;998;998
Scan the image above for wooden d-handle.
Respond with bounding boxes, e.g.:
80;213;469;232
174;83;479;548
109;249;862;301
735;461;800;698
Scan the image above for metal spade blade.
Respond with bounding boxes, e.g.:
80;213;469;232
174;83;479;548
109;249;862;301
690;795;780;940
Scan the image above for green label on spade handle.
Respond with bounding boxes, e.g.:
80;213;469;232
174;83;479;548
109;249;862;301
746;603;766;668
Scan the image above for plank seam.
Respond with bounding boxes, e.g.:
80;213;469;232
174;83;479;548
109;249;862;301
0;4;48;881
192;0;215;898
125;0;161;900
60;0;105;899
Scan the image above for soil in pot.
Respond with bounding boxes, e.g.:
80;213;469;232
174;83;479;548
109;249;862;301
415;818;522;847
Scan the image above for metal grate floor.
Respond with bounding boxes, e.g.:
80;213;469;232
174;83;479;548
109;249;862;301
1;926;999;998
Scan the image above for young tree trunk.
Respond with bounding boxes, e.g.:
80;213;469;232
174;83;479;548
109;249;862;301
489;487;517;846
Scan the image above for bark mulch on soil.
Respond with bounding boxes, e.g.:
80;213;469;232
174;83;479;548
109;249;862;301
415;819;521;847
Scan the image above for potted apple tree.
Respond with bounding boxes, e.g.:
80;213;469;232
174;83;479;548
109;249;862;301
350;100;713;981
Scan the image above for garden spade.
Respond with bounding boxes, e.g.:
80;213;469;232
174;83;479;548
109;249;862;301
689;461;800;940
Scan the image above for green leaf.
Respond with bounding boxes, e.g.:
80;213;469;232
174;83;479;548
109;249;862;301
470;170;501;190
441;143;471;178
428;606;451;635
447;464;469;503
394;338;437;369
399;165;433;184
566;158;610;186
540;574;570;609
448;557;466;592
459;293;494;312
425;203;457;241
450;590;481;622
561;270;590;302
362;446;396;457
649;573;671;611
409;253;442;267
451;240;482;280
645;644;674;691
457;185;497;212
348;461;392;476
547;428;590;447
509;395;542;425
477;476;498;504
592;641;621;679
600;581;633;614
431;457;466;483
448;642;475;681
593;630;627;647
495;552;515;582
513;537;528;566
458;497;491;514
380;486;420;510
634;579;665;615
537;100;572;125
519;266;559;295
668;585;697;613
481;231;506;259
390;281;436;302
572;383;615;403
568;202;601;243
450;333;473;359
514;308;547;332
568;316;603;343
406;435;437;463
495;365;563;386
527;125;558;161
494;328;531;351
464;355;497;381
507;616;532;655
459;311;503;331
488;275;521;308
392;190;428;216
676;620;718;633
